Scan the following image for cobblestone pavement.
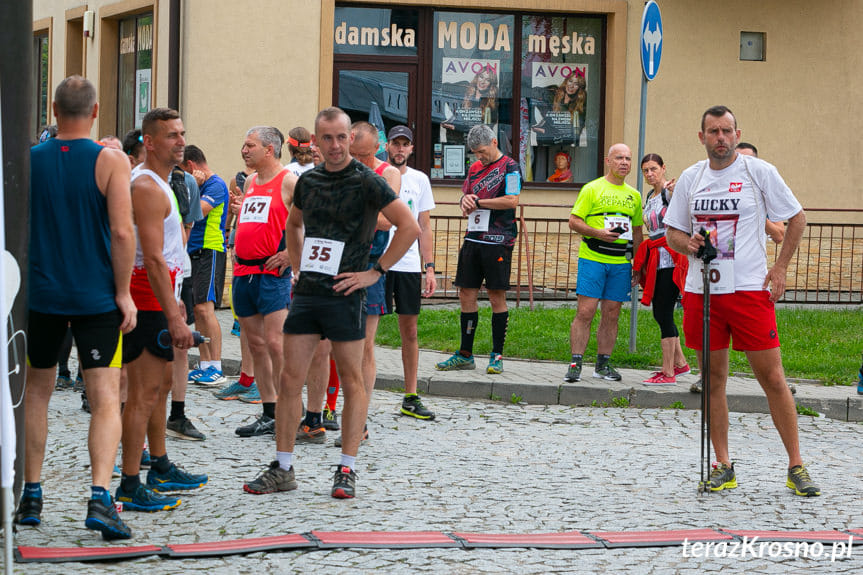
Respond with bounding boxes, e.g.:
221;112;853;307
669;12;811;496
6;378;863;574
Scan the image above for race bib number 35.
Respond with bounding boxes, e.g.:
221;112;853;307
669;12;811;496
239;196;272;224
300;237;345;276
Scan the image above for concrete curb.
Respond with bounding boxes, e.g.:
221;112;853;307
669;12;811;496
198;310;863;423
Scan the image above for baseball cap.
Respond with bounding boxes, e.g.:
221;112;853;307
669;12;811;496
387;125;413;143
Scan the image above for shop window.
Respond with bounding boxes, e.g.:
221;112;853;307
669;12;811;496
430;12;514;180
117;13;153;136
33;32;50;137
333;6;606;186
520;15;604;184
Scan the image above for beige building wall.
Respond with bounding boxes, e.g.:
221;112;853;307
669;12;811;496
622;0;863;222
31;0;863;223
180;0;322;177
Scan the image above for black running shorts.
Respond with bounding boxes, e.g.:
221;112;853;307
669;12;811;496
27;309;122;370
453;241;513;291
123;310;174;364
385;271;422;315
283;293;366;342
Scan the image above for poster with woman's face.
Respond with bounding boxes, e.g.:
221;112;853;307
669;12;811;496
530;64;588;147
441;58;500;133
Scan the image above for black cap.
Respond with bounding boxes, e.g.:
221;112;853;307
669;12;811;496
387;125;413;143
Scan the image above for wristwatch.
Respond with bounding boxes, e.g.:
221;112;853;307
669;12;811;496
373;261;386;276
424;262;435;271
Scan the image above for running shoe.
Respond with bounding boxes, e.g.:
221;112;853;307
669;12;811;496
73;374;85;392
187;367;205;383
231;319;241;337
487;353;504;374
213;380;250;401
85;497;132;540
331;465;357;499
147;463;208;492
435;352;475;371
236;414;275;437
195;366;227;386
296;424;326;444
243;461;297;494
643;372;676;385
322;407;340;431
112;465;121;478
858;367;863;395
55;374;73;390
673;364;692;377
140;448;151;469
564;362;582;383
690;378;702;394
238;383;262;404
593;364;622;381
786;464;820;496
400;394;435;420
334;425;369;448
115;483;181;512
13;496;42;526
707;462;737;492
166;416;206;441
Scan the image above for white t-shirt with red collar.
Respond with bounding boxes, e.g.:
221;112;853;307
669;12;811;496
664;154;802;294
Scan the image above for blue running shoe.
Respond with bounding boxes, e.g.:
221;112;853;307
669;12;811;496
188;367;205;383
14;496;42;526
112;465;121;478
213;380;250;400
115;483;180;512
147;463;208;492
231;319;241;337
85;497;132;540
195;366;227;386
238;382;262;404
857;366;863;395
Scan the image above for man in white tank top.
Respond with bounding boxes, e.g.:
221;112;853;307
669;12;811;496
116;108;209;514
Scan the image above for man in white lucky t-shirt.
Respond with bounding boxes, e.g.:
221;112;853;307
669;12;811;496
665;105;819;497
384;126;437;420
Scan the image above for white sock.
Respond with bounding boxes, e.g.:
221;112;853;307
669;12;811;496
339;454;356;470
212;361;222;372
276;451;293;471
200;361;214;370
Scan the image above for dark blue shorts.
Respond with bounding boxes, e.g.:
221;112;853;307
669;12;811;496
232;271;292;318
283;292;366;342
364;262;388;316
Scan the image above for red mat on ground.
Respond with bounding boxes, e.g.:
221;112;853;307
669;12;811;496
590;529;732;548
15;544;165;563
166;534;314;558
846;529;863;538
310;530;460;548
452;531;601;549
722;530;863;542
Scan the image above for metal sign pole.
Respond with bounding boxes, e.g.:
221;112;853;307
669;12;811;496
629;74;648;353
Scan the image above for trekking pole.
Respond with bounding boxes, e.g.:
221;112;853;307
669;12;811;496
696;228;717;494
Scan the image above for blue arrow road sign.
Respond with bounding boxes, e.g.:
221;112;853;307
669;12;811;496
641;1;663;81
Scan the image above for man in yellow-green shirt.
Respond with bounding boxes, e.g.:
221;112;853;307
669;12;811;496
565;143;643;383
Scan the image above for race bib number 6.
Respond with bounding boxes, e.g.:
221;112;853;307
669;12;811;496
300;237;345;276
239;196;272;224
467;209;491;232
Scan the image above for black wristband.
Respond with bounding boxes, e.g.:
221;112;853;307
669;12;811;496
424;262;435;270
373;261;386;275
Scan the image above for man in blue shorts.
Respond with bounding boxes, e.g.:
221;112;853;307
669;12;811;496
243;107;418;499
225;126;297;438
18;75;136;539
564;143;643;383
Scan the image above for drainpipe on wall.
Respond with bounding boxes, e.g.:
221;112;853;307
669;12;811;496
168;0;180;110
